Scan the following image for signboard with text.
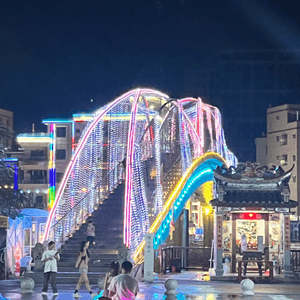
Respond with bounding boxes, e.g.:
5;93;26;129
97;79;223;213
144;233;154;282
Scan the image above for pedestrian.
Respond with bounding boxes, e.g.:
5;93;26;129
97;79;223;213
86;220;95;246
102;261;120;297
108;261;139;300
41;241;60;296
241;234;247;253
74;241;96;298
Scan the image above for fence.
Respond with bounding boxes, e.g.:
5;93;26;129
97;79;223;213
291;249;300;273
161;246;211;273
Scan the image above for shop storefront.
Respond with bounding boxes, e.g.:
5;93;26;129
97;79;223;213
210;164;297;277
6;208;48;277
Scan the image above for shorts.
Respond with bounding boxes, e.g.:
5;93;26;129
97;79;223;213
79;268;88;274
87;236;95;243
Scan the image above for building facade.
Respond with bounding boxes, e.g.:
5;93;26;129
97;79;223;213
184;49;300;161
256;104;300;216
0;108;13;150
15;114;91;209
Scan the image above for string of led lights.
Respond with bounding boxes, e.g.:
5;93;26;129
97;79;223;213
43;89;237;255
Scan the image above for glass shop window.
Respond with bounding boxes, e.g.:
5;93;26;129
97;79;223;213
31;223;37;247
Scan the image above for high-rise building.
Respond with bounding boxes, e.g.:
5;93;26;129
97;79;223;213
256;104;300;216
185;50;300;161
0;108;13;150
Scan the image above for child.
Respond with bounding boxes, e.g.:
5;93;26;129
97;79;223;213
86;220;95;245
41;241;60;296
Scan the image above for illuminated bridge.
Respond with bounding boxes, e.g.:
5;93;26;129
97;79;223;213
43;88;237;262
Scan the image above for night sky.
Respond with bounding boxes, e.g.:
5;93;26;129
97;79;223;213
1;0;300;160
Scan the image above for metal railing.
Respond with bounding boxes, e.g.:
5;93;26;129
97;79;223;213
50;163;124;249
291;249;300;273
161;156;181;202
161;246;211;273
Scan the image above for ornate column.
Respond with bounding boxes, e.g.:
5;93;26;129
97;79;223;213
232;215;237;273
283;213;293;276
214;210;223;276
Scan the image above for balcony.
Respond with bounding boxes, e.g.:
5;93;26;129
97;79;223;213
21;179;47;184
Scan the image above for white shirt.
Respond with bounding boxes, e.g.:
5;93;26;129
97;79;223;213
108;274;139;300
241;237;247;252
41;249;60;273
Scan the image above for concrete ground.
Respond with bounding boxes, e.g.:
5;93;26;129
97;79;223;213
0;271;300;300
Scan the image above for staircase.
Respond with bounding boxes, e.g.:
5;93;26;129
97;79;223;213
56;183;124;284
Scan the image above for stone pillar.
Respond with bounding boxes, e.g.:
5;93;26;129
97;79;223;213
283;214;293;276
144;233;154;282
264;214;269;261
232;216;237;273
214;210;223;276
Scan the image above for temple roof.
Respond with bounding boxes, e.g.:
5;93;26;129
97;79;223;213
214;164;294;186
211;163;297;209
210;190;298;208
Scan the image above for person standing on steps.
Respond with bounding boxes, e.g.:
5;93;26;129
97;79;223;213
74;241;96;298
41;241;60;296
108;261;139;300
86;220;95;246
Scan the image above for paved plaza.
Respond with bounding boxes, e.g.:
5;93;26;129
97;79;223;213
1;271;300;300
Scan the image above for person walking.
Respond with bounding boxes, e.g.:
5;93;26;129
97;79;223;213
108;261;139;300
41;241;60;296
86;221;95;246
74;241;96;298
102;261;120;297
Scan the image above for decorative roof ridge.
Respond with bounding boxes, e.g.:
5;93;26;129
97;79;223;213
214;164;294;184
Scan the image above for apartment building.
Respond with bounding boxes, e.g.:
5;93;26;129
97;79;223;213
15;114;91;209
185;49;300;161
15;133;51;208
256;104;300;216
0;108;13;150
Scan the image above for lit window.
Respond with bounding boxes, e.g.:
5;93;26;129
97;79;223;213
280;155;288;165
280;134;287;145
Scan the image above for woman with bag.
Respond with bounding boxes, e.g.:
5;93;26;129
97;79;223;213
73;241;96;298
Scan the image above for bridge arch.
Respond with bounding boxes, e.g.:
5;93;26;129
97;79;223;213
133;152;225;262
42;88;236;255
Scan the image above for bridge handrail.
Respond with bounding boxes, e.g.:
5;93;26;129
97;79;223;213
50;162;124;247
